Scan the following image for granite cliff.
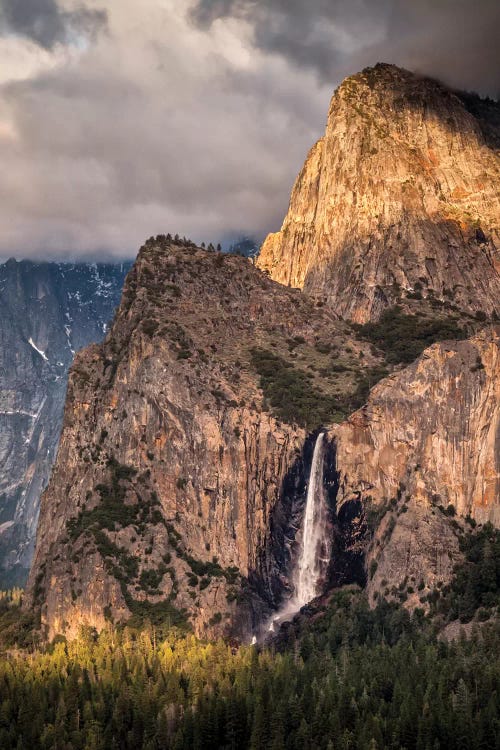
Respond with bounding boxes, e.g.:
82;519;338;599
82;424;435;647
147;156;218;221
0;260;129;587
25;65;500;639
25;237;380;639
257;64;500;323
27;238;499;638
330;326;500;611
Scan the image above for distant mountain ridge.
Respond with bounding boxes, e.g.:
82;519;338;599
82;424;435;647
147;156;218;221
0;258;130;586
226;236;260;259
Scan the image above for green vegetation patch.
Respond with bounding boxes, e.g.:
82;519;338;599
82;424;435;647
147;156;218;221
251;348;388;427
0;591;39;650
250;348;347;428
124;593;189;630
354;305;466;365
67;458;140;540
180;550;240;586
138;566;167;594
429;523;500;623
93;530;139;582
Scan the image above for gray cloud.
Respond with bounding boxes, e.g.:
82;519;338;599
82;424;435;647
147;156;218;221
0;0;106;50
190;0;500;96
0;1;329;259
0;1;497;262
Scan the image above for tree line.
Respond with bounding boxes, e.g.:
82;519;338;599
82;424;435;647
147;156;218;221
0;588;499;750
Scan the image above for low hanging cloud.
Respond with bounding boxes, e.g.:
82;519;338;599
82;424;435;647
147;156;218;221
0;0;497;261
0;0;330;259
190;0;500;96
0;0;107;50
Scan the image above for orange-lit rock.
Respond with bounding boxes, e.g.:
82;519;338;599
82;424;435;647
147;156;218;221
258;64;500;322
330;326;500;604
26;238;374;639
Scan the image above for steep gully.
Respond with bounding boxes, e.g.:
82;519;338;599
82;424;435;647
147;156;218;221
256;432;366;640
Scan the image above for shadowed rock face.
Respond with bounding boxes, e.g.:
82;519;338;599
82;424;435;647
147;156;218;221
25;238;377;640
0;259;129;587
259;434;366;612
257;64;500;323
330;326;500;607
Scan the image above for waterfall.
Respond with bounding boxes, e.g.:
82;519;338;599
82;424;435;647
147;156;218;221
260;432;330;639
293;432;329;606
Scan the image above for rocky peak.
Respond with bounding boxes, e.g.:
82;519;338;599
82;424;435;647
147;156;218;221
24;235;500;639
25;237;382;639
257;64;500;323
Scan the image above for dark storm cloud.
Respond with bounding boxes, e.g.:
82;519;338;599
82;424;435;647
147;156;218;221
0;1;497;261
190;0;500;96
191;0;387;74
0;0;106;50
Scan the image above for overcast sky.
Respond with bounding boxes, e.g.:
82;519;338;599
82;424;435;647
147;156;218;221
0;0;498;260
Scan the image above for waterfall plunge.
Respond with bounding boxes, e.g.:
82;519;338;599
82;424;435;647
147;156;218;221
263;432;331;636
293;432;329;607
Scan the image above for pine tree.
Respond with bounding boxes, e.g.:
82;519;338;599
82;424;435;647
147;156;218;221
250;697;268;750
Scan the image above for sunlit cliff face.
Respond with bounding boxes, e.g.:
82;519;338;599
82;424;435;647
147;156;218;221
258;64;500;323
26;237;382;640
21;58;500;640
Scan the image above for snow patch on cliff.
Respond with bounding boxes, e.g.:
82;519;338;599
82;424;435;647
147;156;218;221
28;338;49;362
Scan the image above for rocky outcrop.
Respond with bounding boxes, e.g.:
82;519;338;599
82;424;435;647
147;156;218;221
25;66;500;638
330;326;500;605
25;237;376;639
0;259;129;587
257;64;500;323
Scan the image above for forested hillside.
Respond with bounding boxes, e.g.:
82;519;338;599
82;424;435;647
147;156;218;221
1;522;500;749
0;590;499;750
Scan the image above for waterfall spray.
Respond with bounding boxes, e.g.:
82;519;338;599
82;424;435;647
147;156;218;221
262;432;331;637
293;432;329;606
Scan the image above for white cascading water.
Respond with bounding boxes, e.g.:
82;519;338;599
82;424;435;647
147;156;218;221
293;432;329;606
261;432;330;638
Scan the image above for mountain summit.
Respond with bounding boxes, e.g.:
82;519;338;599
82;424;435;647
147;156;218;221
257;63;500;322
24;68;500;642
